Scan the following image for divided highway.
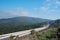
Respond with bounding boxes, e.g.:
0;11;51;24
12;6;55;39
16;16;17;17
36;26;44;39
0;25;49;40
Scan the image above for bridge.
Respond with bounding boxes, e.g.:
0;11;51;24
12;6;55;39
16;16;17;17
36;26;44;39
0;25;49;40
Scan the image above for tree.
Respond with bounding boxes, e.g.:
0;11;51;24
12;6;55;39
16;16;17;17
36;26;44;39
30;30;37;40
9;34;16;40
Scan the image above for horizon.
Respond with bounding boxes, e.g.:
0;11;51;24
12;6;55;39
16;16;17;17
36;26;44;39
0;16;58;20
0;0;60;20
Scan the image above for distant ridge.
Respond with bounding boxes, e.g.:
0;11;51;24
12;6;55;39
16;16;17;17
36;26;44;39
0;16;51;25
49;19;60;28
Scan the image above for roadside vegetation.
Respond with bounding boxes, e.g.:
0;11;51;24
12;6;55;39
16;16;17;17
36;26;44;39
29;28;58;40
9;28;57;40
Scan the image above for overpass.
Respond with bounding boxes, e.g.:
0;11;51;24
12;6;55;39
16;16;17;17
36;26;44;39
0;24;49;40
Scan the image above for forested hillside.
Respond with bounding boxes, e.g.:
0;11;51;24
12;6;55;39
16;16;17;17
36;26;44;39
29;28;58;40
49;19;60;28
0;16;51;35
0;22;48;35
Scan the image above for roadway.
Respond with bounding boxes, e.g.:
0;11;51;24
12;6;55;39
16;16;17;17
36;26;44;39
0;24;49;40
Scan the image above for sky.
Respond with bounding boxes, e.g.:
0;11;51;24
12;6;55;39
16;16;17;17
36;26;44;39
0;0;60;20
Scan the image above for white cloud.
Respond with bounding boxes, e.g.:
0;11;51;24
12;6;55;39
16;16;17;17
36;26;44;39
47;3;51;7
45;0;60;8
0;8;31;19
56;1;60;4
40;7;49;12
0;8;40;18
40;0;60;13
6;8;30;16
34;8;38;11
50;9;57;12
20;10;30;16
39;6;59;14
49;9;59;13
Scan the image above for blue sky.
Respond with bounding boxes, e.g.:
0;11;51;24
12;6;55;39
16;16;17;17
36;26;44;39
0;0;60;20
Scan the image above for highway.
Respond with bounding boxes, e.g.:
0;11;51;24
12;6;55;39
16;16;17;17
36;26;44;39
0;24;49;40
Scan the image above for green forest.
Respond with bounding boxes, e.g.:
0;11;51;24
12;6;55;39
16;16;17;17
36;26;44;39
0;22;48;35
0;19;59;40
29;28;58;40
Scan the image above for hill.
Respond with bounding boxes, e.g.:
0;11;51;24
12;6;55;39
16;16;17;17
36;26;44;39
49;19;60;28
0;16;51;35
0;16;51;25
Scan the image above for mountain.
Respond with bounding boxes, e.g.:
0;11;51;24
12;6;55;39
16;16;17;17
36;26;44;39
0;16;51;25
49;19;60;28
0;16;52;34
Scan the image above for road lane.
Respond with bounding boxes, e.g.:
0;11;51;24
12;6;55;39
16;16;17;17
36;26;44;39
0;25;49;40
